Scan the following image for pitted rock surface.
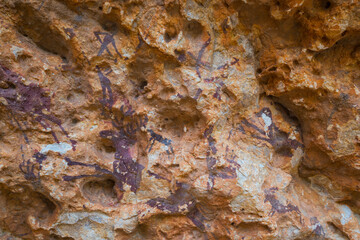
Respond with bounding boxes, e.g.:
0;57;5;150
0;0;359;239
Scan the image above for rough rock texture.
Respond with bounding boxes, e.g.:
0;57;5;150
0;0;359;239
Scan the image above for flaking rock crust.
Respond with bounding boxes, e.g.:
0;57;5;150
0;0;359;239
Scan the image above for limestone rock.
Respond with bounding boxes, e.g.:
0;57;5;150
0;0;359;239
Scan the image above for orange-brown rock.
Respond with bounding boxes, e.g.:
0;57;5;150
0;0;359;239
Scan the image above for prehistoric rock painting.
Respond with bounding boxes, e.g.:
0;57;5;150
187;34;211;79
1;0;360;239
63;66;147;193
63;155;144;193
193;88;203;100
310;217;325;238
264;187;303;223
0;65;76;149
203;57;240;83
19;152;47;185
147;129;173;154
63;65;176;196
146;179;207;232
206;154;237;190
204;126;238;190
238;107;303;156
96;66;115;112
204;125;217;154
94;31;123;61
0;65;77;185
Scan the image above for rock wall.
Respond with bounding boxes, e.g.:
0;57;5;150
0;0;359;239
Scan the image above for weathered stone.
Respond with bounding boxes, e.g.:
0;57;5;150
0;0;359;239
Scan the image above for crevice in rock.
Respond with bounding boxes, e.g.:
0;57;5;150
14;2;71;62
49;234;75;240
314;0;334;10
313;32;360;70
339;191;360;214
272;99;303;140
0;184;59;239
231;221;272;235
327;222;350;240
127;48;159;96
164;24;178;43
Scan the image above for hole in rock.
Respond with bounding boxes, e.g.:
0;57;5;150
164;25;178;43
35;192;57;220
50;234;75;240
101;21;118;33
81;178;119;206
185;20;204;38
71;118;80;125
315;0;333;10
0;184;58;238
268;67;277;72
104;144;116;153
323;1;332;9
139;79;148;90
174;49;186;62
321;36;329;43
292;59;300;66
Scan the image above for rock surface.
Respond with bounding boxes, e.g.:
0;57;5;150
0;0;359;239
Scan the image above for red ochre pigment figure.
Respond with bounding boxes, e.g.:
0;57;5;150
0;65;77;150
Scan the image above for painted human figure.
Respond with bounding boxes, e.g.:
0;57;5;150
94;31;123;60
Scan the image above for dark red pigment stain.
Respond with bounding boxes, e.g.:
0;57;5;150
193;88;203;100
94;31;124;62
146;170;168;181
203;57;239;83
38;0;46;10
213;87;221;100
63;111;148;193
63;152;144;193
204;126;238;190
206;154;237;191
216;57;239;70
239;107;303;157
19;158;39;182
0;65;76;149
147;129;174;154
187;33;211;79
186;34;240;101
204;78;231;102
264;187;303;224
0;66;75;185
64;27;75;39
227;123;245;140
63;66;147;193
204;125;217;154
19;149;47;185
146;180;207;232
96;66;115;113
195;35;211;79
176;93;184;98
310;217;325;238
135;34;145;52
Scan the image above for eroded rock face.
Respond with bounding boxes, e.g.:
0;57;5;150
0;0;359;239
